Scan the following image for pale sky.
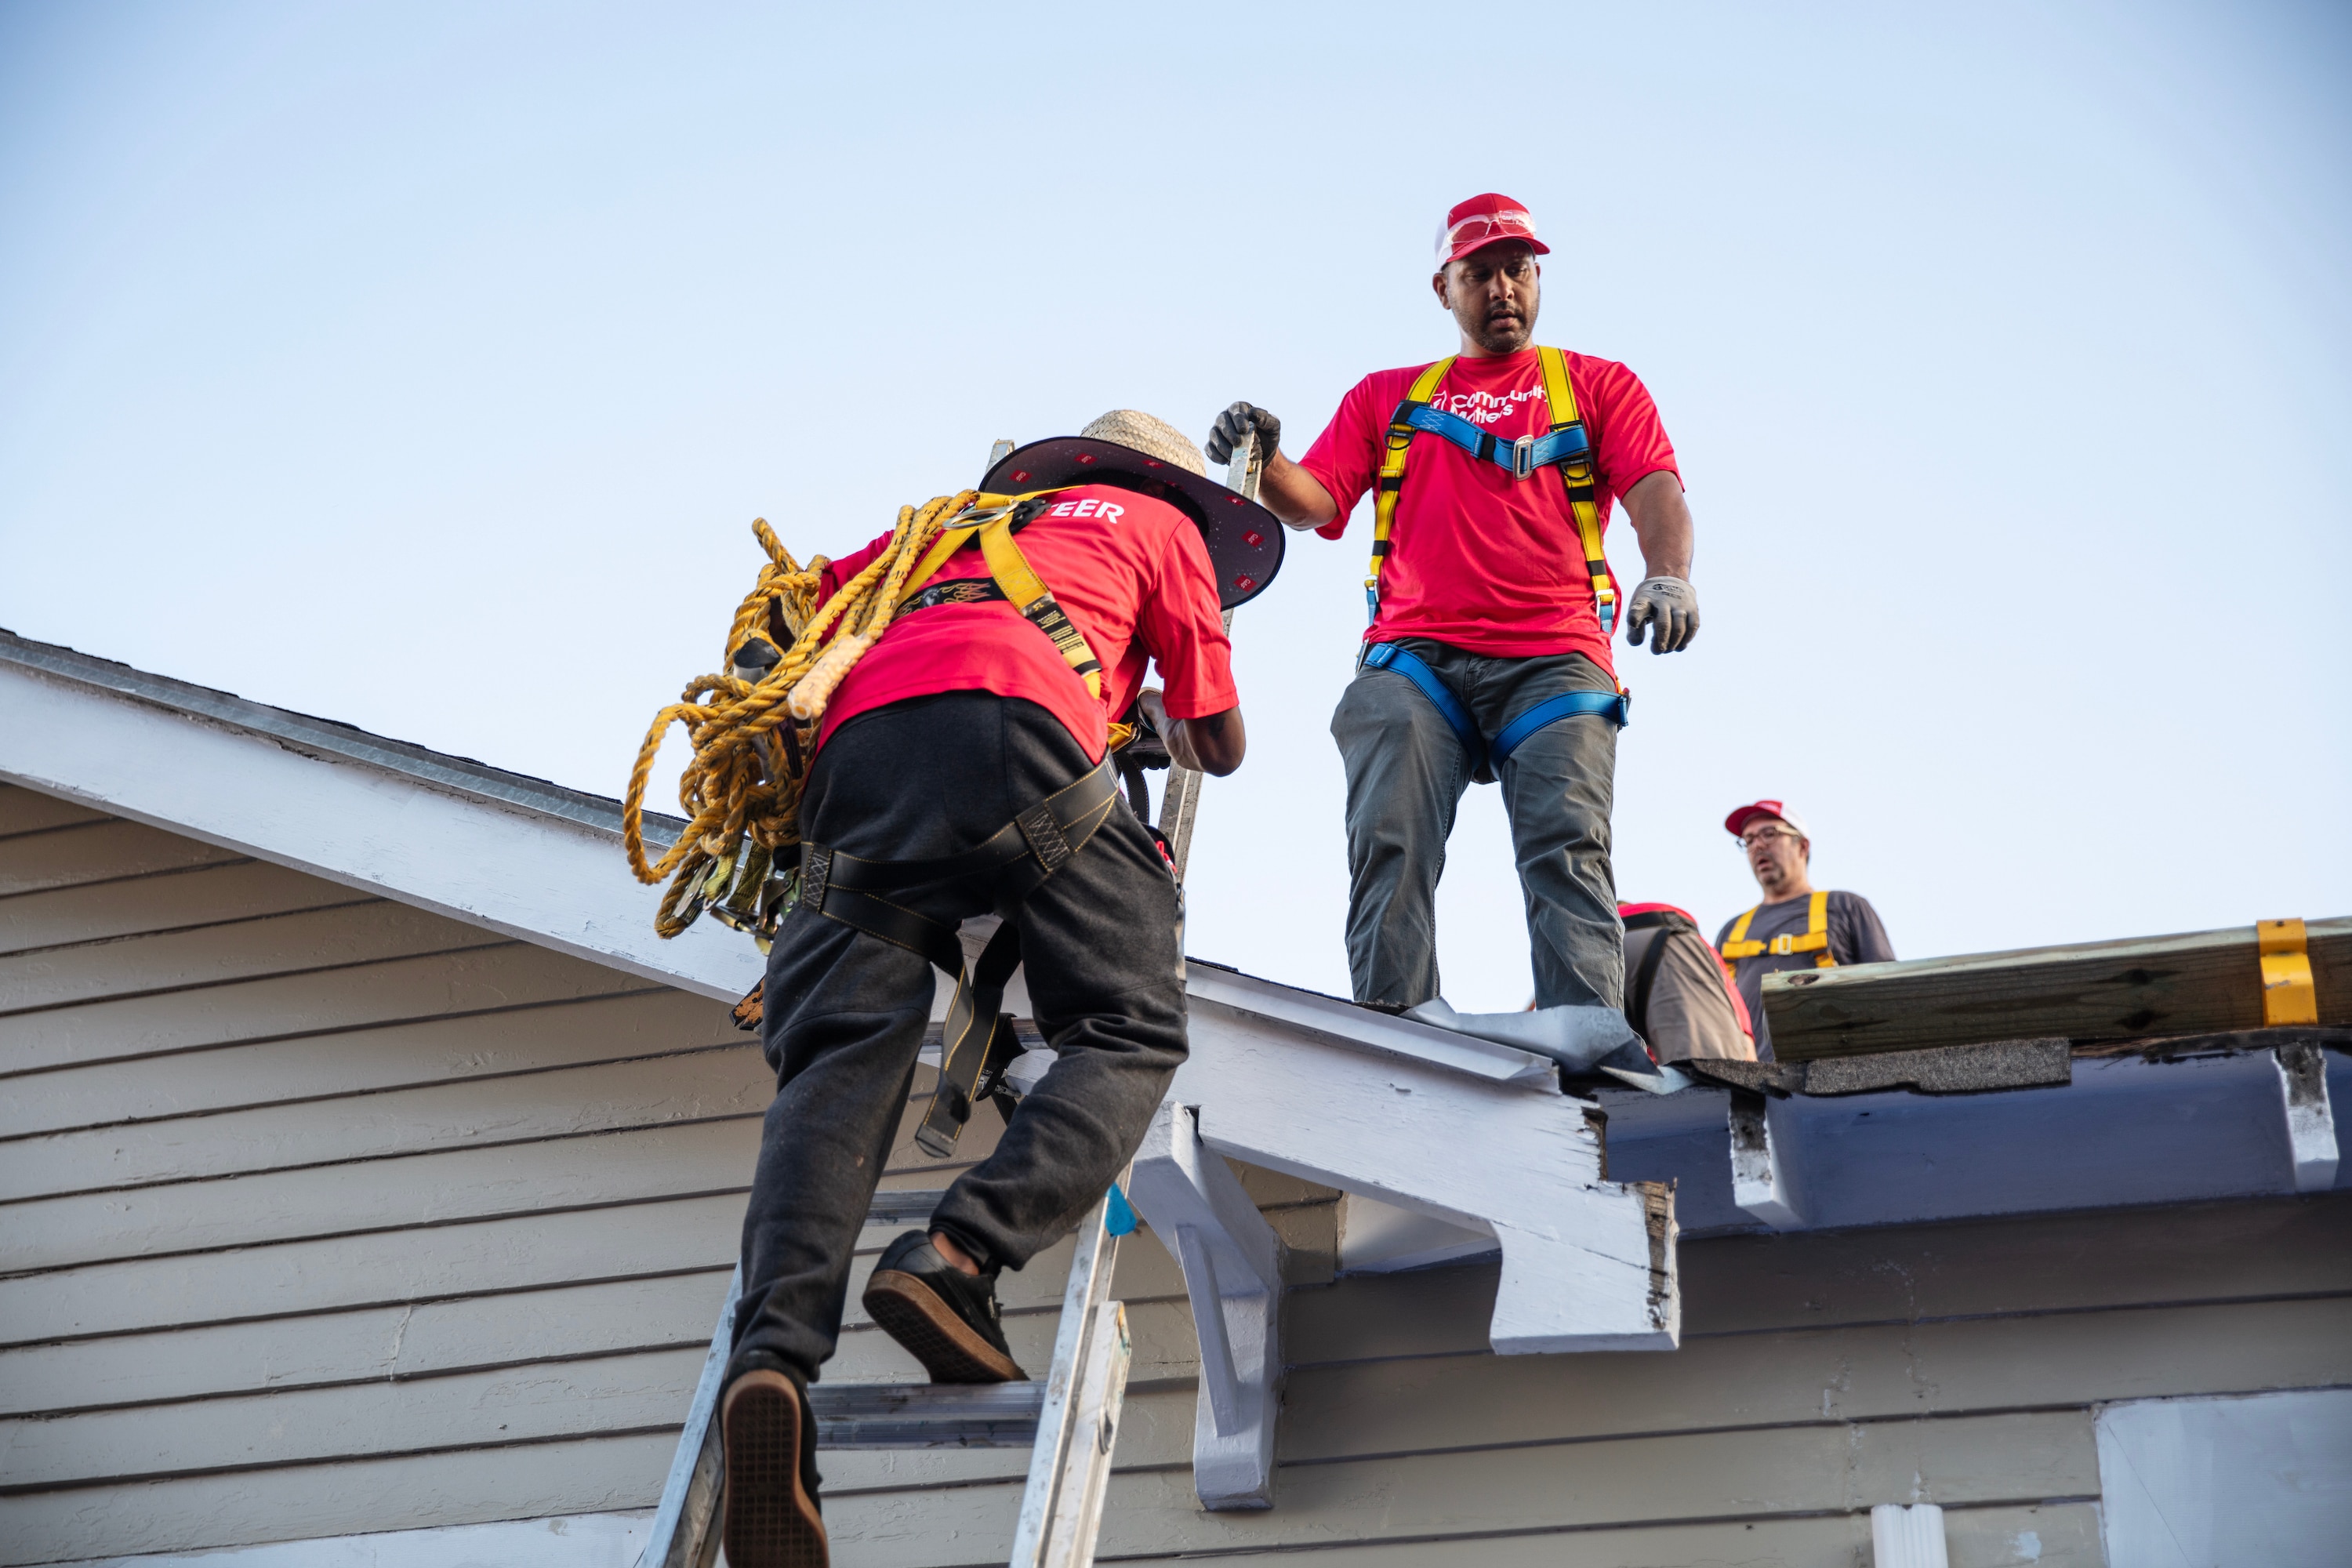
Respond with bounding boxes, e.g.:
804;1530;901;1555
4;1;2347;1010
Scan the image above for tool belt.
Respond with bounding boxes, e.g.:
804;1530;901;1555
799;759;1123;1157
1360;641;1628;785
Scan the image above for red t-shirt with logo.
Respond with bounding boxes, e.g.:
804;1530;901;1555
811;483;1237;763
1297;347;1680;671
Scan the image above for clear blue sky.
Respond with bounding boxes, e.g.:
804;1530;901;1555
4;1;2347;1009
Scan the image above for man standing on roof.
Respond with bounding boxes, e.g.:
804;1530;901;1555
1716;800;1895;1061
1209;192;1698;1017
717;412;1260;1568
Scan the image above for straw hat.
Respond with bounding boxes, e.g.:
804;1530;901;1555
979;409;1285;611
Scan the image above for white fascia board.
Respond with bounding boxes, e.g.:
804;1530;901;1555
1184;964;1555;1087
0;658;763;1002
1175;993;1678;1354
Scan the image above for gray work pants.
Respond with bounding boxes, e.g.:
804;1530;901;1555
1330;637;1622;1011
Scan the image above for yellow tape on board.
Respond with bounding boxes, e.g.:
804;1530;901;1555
2257;917;2319;1027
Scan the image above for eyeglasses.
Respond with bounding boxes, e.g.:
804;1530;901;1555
1738;828;1803;850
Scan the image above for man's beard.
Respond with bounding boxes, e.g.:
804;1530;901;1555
1471;310;1530;354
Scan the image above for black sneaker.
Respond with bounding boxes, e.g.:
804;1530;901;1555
721;1367;826;1568
862;1230;1027;1383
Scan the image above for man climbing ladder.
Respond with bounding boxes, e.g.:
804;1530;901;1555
718;410;1261;1567
1211;192;1700;1018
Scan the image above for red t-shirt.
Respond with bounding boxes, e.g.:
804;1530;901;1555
811;483;1237;763
1297;347;1680;670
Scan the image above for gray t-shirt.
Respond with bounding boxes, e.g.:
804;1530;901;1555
1715;891;1894;1062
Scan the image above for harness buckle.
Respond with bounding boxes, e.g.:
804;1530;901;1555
1769;934;1796;956
1511;433;1538;480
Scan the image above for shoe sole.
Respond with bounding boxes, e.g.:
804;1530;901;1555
722;1372;828;1568
862;1269;1028;1383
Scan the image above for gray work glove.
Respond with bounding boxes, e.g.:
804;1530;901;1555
1206;401;1281;466
1624;575;1700;653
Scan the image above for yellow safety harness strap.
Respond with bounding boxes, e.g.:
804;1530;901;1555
1720;891;1838;967
894;491;1103;701
1536;346;1618;638
1366;358;1454;622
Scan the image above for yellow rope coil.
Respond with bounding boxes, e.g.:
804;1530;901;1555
621;492;977;937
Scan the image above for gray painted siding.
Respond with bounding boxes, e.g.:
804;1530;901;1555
0;788;750;1562
6;785;2350;1568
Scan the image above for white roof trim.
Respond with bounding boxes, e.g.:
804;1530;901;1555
0;633;763;1002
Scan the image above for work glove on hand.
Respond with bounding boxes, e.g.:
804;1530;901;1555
1624;576;1700;653
1206;401;1281;466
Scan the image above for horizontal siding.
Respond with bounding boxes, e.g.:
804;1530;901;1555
0;818;242;898
0;786;112;839
0;1040;769;1196
0;799;760;1563
0;1433;681;1563
0;940;648;1078
0;900;499;1016
0;989;720;1138
0;858;358;957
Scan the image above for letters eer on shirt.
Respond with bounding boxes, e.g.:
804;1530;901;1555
1298;347;1680;675
812;483;1237;764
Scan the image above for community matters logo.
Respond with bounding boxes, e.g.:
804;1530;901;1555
1439;385;1547;426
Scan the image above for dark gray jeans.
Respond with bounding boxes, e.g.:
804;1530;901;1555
1331;638;1622;1011
728;693;1187;1386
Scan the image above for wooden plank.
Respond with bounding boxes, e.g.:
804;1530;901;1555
0;941;650;1078
0;899;498;1015
0;1043;775;1199
0;818;242;898
1766;916;2352;1059
0;989;728;1138
0;858;361;956
0;1192;748;1345
0;1430;679;1566
0;1117;765;1273
0;785;111;839
806;1410;2100;1567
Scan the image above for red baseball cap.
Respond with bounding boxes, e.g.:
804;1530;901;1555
1435;193;1550;269
1724;800;1812;840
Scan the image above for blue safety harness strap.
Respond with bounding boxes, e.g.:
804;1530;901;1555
1490;688;1630;760
1396;401;1592;479
1361;643;1483;764
1362;642;1629;781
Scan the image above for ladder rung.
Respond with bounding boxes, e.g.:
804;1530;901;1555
811;1381;1045;1448
865;1189;946;1227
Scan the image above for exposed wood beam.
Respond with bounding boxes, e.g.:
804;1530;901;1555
1765;920;2351;1060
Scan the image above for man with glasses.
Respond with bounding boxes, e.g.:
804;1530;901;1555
1207;192;1698;1020
1716;800;1895;1060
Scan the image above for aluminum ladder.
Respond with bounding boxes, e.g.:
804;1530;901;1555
631;1182;1133;1568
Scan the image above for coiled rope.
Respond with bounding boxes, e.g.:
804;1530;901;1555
622;491;979;938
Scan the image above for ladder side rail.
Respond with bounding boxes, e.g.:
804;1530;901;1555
1042;1302;1134;1568
633;1261;741;1568
1156;432;1256;877
1008;1178;1127;1567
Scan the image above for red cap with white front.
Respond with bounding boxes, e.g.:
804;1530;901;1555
1435;193;1551;269
1725;800;1811;840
